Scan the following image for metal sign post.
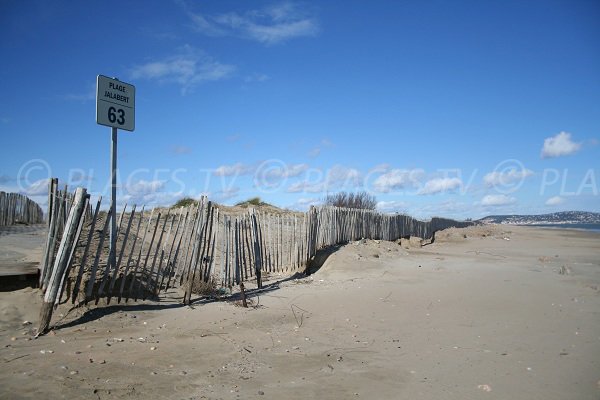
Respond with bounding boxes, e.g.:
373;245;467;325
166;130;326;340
110;127;118;273
96;75;135;272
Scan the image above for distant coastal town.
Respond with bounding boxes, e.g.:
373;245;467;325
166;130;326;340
479;211;600;225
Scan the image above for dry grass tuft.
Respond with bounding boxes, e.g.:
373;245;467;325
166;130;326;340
184;276;219;297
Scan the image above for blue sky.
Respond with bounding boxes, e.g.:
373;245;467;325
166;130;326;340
1;0;599;219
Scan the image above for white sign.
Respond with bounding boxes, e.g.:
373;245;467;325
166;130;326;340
96;75;135;132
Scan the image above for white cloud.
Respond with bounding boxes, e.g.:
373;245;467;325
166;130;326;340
189;2;318;45
287;181;324;193
213;163;255;177
189;13;227;36
125;180;166;196
297;197;321;206
285;164;362;193
373;169;424;193
264;163;309;179
369;163;392;173
22;178;50;196
545;196;565;206
541;131;582;158
131;46;235;93
320;138;333;147
287;164;309;177
376;200;408;213
308;147;321;158
122;191;181;208
67;171;95;186
288;197;322;210
327;165;362;187
483;168;533;187
308;139;333;159
418;177;462;195
64;82;96;102
416;200;471;218
480;194;516;207
211;187;240;203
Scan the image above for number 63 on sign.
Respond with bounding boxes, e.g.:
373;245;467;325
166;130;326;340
96;75;135;132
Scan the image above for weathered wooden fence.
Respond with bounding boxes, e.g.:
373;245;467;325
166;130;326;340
37;179;471;333
0;191;44;226
305;206;471;255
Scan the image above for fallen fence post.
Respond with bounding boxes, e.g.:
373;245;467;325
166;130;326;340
38;187;87;335
56;194;89;305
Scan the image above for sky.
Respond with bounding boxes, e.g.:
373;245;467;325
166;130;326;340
1;0;599;220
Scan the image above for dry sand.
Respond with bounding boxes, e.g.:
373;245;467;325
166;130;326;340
1;225;599;399
0;224;46;276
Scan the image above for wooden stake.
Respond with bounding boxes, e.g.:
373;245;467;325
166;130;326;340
118;206;145;303
84;209;111;303
71;196;102;303
55;194;89;305
125;208;154;302
38;187;87;335
240;282;248;308
107;204;137;302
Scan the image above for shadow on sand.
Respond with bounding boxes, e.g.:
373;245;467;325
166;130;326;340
51;270;322;332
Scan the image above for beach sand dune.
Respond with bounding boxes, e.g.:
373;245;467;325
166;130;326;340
1;225;599;399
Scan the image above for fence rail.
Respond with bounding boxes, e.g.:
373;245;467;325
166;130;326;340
37;179;472;333
0;191;44;226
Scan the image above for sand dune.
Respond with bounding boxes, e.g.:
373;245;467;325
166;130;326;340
1;225;599;399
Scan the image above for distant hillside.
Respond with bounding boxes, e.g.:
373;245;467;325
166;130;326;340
478;211;600;225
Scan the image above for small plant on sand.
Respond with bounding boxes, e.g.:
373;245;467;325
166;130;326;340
235;197;273;208
172;197;197;208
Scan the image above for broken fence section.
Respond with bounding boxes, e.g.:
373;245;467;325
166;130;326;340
37;179;472;333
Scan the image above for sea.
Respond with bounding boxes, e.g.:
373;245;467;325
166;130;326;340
525;223;600;233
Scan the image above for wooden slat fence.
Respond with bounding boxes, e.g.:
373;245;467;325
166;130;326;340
0;191;44;226
37;179;472;333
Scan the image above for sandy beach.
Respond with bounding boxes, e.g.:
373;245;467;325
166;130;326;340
1;225;599;399
0;224;46;277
